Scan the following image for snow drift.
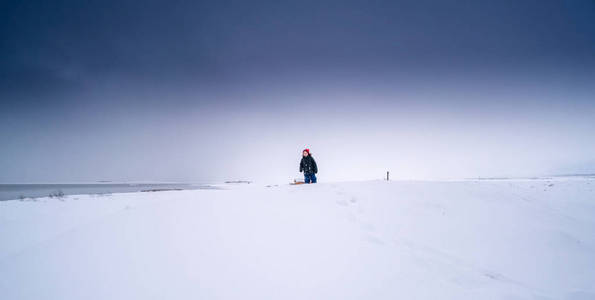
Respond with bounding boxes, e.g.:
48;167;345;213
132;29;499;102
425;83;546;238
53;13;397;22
1;178;594;299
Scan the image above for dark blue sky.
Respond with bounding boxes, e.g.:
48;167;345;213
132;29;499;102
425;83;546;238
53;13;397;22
1;0;594;182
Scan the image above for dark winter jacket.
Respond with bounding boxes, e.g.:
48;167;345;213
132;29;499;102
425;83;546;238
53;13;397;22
300;155;318;174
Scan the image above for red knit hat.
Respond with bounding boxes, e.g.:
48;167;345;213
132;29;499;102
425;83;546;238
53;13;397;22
303;148;310;154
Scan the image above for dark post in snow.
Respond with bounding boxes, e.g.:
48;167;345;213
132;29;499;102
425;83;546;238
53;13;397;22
386;171;389;181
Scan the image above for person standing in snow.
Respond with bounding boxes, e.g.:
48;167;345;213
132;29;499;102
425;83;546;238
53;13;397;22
300;148;318;183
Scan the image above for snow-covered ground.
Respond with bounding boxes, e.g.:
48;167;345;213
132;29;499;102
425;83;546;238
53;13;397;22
1;178;594;299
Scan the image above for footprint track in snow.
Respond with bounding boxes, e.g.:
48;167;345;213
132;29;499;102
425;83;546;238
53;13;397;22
333;192;387;245
336;199;349;206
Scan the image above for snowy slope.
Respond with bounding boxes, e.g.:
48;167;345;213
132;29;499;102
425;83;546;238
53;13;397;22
1;179;594;299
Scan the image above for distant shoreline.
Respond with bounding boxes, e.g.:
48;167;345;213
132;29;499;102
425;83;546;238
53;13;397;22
0;182;220;201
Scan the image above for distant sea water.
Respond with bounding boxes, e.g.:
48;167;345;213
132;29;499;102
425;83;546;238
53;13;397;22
0;183;219;201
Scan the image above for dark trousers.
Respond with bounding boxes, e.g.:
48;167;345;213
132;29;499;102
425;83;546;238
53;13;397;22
304;173;317;184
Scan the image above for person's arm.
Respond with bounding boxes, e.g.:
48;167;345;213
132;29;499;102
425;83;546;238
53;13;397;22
299;159;303;173
312;158;318;174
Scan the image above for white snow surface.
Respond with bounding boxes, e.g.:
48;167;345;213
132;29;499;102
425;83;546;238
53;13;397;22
1;179;594;299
